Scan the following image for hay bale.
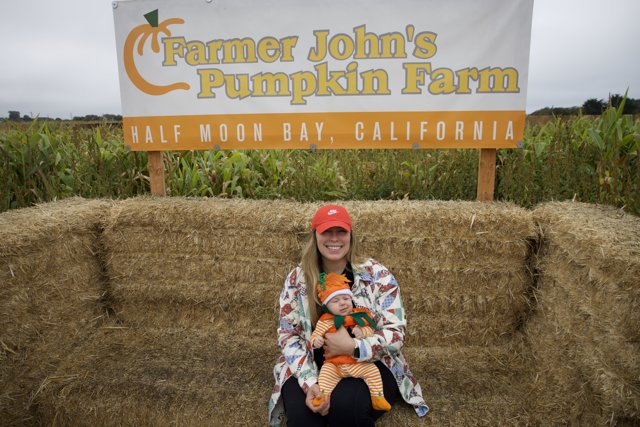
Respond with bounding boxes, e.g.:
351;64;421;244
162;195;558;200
104;196;313;233
535;274;639;418
400;262;532;346
0;197;107;252
354;201;536;347
36;326;278;426
343;200;535;241
534;200;640;250
101;197;308;328
543;244;639;342
360;235;531;269
101;198;536;349
379;394;531;426
532;201;640;420
523;280;610;425
91;197;539;423
0;198;111;424
7;195;639;424
107;279;282;334
533;201;639;301
39;331;541;426
525;272;638;423
382;342;535;426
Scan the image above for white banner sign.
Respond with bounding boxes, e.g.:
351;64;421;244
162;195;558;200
113;0;533;150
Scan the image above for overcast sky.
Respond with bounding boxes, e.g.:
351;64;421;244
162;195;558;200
1;0;638;118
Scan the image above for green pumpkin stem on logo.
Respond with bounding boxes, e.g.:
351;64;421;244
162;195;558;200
144;9;159;28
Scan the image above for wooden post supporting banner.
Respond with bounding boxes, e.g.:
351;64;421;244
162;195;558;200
148;151;166;196
477;148;496;201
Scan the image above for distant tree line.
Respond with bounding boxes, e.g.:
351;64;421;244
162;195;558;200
530;93;640;116
70;114;123;122
4;94;639;122
4;111;122;122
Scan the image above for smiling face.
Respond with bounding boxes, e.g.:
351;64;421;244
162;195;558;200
316;226;351;272
325;294;353;316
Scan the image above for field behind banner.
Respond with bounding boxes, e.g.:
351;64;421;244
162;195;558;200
1;105;638;215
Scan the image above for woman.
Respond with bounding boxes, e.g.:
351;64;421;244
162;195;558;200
268;205;428;426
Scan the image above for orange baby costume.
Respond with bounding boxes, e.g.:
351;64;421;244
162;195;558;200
310;273;391;411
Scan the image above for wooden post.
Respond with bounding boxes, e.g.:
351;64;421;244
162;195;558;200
148;151;166;196
477;148;496;201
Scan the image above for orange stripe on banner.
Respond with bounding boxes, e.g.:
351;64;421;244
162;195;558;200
123;111;525;151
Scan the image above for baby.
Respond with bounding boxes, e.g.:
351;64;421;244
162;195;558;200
310;272;391;412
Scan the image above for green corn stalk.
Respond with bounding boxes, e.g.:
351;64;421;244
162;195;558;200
1;115;638;215
584;92;640;209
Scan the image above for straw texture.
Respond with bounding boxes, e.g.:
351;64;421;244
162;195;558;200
529;201;640;422
40;197;539;425
2;197;638;425
0;198;111;425
37;326;278;426
99;198;536;348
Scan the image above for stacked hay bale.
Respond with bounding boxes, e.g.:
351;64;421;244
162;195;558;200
100;196;312;330
6;197;637;425
0;198;110;425
526;202;640;424
36;197;539;426
37;197;315;425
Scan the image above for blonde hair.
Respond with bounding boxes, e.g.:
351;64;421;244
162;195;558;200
301;230;361;325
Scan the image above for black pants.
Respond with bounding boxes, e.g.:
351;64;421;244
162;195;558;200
281;349;399;427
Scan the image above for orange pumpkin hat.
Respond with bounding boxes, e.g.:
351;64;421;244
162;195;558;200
317;272;352;306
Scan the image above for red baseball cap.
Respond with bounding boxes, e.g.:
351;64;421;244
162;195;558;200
311;205;352;234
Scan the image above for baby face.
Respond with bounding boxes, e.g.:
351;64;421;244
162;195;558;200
326;294;353;316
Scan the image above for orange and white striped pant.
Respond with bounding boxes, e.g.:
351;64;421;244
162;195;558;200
318;362;385;400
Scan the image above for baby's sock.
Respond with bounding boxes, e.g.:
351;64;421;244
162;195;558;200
371;395;391;411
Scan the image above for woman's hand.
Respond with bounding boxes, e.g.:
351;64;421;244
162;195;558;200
305;383;330;415
323;326;356;358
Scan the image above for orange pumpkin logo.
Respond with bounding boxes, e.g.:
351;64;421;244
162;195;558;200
124;9;190;96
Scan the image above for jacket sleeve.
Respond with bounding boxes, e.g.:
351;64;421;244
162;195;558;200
277;268;318;392
356;265;407;362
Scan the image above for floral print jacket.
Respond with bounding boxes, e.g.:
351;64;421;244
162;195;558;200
268;259;429;425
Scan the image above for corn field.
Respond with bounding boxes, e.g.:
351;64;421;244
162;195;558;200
1;104;638;215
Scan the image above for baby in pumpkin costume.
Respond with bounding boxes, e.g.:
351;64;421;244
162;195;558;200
310;272;392;412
